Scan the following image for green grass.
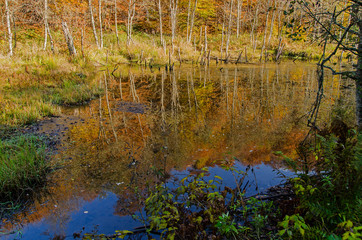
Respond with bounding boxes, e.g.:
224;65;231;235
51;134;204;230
0;135;49;201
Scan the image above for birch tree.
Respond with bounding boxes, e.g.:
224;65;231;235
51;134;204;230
236;0;243;38
169;0;179;53
114;0;119;45
225;0;234;57
88;0;99;48
61;21;76;56
158;0;165;48
98;0;103;49
5;0;13;56
189;0;197;43
43;0;54;52
260;0;272;61
127;0;136;45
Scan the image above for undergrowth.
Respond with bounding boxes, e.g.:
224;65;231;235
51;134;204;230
279;126;361;239
0;134;50;202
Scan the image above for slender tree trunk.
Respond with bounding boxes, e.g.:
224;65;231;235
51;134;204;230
220;21;225;59
158;0;165;49
251;1;260;53
188;0;197;43
204;26;207;52
99;0;103;49
115;0;119;45
5;0;13;56
267;0;277;45
260;0;271;61
355;6;362;129
61;21;76;56
127;0;136;45
186;0;191;41
43;0;48;50
236;0;242;38
169;0;179;53
12;14;16;49
88;0;99;48
225;0;234;57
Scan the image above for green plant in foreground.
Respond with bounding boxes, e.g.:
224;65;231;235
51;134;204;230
0;135;49;201
142;166;278;239
281;128;361;239
214;212;238;238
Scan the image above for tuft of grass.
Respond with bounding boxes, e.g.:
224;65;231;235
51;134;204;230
0;135;49;201
49;78;103;105
0;98;57;126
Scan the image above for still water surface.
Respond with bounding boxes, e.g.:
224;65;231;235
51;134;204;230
1;63;355;239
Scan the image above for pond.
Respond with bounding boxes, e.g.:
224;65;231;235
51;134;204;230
1;62;355;239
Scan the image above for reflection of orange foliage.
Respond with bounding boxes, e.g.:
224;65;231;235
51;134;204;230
3;64;350;233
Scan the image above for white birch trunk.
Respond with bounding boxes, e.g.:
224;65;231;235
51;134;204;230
158;0;165;50
186;0;191;42
43;0;48;50
236;0;242;38
5;0;13;56
115;0;119;45
225;0;234;57
99;0;104;49
61;21;77;56
260;0;271;61
169;0;179;53
188;0;197;43
267;0;277;45
88;0;99;48
127;0;136;45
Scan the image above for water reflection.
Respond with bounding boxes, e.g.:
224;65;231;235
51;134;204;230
1;63;355;239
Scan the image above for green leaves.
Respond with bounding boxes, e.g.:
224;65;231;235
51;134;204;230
278;214;309;239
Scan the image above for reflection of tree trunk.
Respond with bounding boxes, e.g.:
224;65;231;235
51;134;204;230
98;78;108;143
161;71;166;123
104;72;118;142
171;71;180;114
61;21;76;56
225;69;229;113
129;73;139;102
187;72;192;111
119;73;123;100
5;0;13;56
232;68;238;125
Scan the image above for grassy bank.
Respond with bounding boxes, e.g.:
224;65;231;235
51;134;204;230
0;134;49;202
